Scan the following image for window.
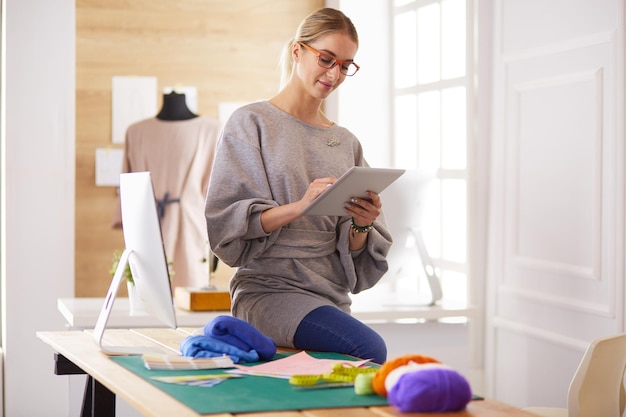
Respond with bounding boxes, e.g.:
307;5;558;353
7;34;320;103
331;0;473;309
390;0;472;305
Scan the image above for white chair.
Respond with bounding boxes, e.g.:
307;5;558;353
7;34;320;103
525;332;626;417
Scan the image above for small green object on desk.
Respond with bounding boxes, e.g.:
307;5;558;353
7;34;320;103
354;373;376;395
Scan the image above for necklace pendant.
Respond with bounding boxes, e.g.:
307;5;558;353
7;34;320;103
326;138;340;147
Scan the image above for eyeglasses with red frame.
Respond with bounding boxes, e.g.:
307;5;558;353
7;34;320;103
297;42;360;76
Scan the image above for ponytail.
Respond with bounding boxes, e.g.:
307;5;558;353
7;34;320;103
279;39;295;90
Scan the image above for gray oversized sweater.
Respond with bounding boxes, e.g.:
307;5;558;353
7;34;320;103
205;101;392;347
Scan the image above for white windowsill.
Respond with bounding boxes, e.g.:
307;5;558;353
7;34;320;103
58;296;477;330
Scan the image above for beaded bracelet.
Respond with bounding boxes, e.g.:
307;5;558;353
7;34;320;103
351;217;374;233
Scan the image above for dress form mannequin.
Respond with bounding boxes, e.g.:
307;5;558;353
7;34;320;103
156;92;198;121
114;91;222;288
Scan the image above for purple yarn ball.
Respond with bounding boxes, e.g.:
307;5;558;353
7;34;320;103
388;367;473;413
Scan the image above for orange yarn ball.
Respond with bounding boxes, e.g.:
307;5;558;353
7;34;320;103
372;354;441;396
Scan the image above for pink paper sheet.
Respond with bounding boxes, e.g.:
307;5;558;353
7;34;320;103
229;351;371;379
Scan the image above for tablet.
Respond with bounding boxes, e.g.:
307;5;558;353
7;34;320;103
302;166;406;216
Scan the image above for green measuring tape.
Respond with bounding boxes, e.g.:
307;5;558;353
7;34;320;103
289;363;378;386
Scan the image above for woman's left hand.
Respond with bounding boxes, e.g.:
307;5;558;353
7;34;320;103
345;191;381;227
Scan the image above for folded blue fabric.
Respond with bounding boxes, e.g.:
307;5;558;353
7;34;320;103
180;335;260;364
204;315;277;361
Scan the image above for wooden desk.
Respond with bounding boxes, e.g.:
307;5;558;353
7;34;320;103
37;328;536;417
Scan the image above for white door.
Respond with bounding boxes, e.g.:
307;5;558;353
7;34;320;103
486;0;625;407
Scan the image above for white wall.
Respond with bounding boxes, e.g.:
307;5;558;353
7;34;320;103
2;1;75;416
486;0;624;408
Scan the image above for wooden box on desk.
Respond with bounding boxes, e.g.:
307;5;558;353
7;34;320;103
174;287;231;311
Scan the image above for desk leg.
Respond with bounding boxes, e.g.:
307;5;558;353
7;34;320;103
82;376;115;417
53;354;116;417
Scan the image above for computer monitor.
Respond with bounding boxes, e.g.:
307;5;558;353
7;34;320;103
93;172;177;355
382;168;442;306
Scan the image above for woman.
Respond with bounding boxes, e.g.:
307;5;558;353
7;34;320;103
205;7;391;364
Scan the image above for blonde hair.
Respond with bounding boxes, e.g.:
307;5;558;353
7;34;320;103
279;8;359;89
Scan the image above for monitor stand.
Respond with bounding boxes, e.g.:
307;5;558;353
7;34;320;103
92;248;166;356
414;229;443;306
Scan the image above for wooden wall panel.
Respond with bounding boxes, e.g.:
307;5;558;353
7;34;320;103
75;0;323;297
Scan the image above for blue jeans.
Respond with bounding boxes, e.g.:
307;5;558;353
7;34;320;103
293;305;387;364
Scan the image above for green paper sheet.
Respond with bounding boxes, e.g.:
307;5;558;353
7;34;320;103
111;352;388;415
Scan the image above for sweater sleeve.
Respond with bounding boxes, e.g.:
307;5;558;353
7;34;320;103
204;121;280;267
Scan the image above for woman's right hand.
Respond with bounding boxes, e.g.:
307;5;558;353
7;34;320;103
261;177;337;233
301;177;337;207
